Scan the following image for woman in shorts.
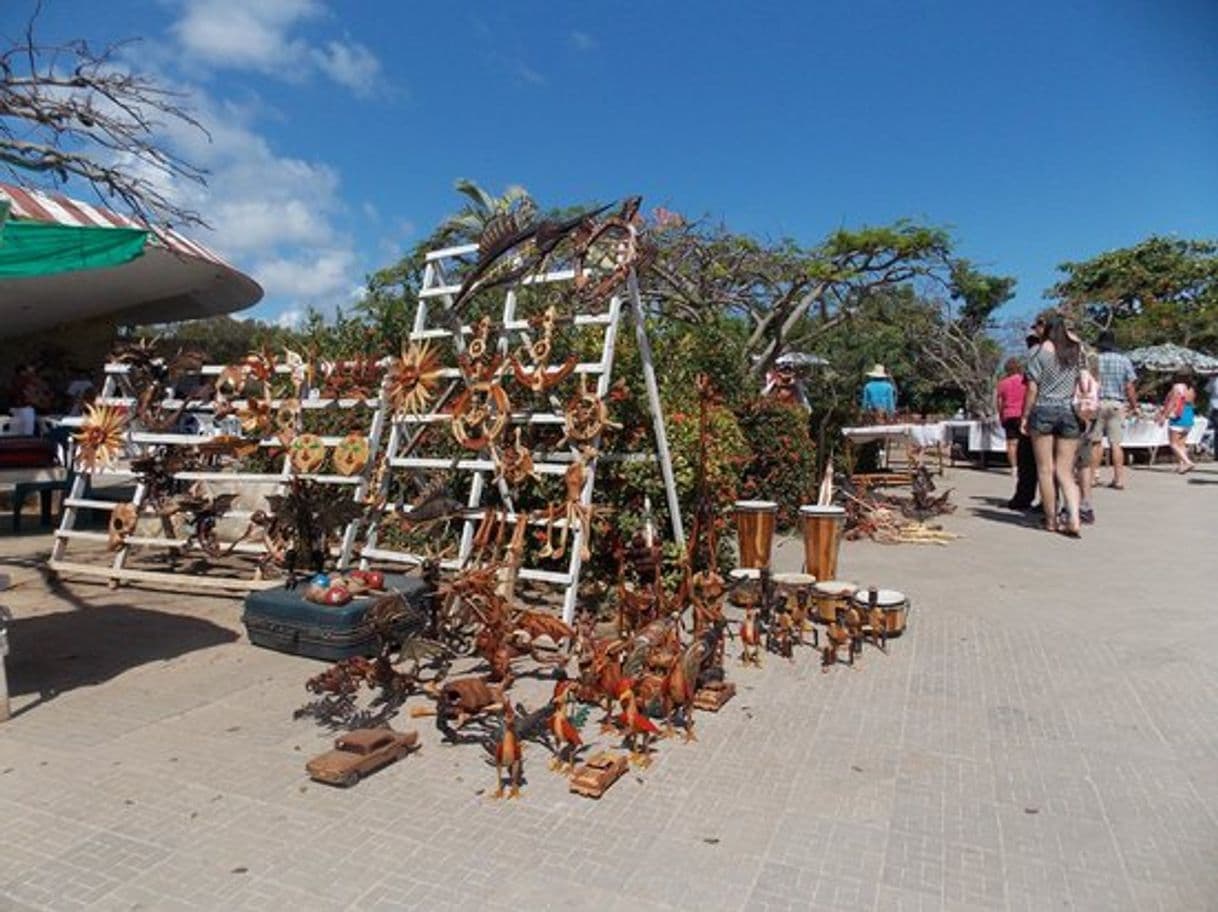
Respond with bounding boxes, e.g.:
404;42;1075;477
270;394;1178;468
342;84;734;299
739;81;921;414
1159;373;1197;473
995;357;1026;475
1020;313;1084;536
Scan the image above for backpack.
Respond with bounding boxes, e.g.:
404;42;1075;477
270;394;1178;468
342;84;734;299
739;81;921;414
1073;370;1099;423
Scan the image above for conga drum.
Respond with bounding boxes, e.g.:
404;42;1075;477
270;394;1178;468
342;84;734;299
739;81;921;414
851;588;909;635
811;580;857;624
799;505;846;580
734;500;778;569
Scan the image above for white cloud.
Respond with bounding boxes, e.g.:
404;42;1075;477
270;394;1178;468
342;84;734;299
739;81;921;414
275;308;304;329
254;248;357;302
312;40;381;97
570;31;596;51
110;78;362;319
170;0;383;96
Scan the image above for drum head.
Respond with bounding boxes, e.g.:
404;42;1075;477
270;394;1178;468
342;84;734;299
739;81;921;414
799;505;845;517
813;580;857;596
729;567;762;581
773;572;816;586
734;500;778;512
852;588;906;607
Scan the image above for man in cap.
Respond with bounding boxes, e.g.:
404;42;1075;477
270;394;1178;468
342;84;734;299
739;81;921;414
1087;330;1138;490
860;364;897;417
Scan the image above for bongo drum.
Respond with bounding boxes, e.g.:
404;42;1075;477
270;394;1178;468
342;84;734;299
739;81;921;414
734;500;778;569
851;588;909;635
799;505;846;581
728;567;762;607
771;572;816;599
811;580;857;624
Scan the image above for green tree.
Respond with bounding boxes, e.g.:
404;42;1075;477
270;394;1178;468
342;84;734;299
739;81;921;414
439;178;536;243
1048;236;1218;351
645;219;965;377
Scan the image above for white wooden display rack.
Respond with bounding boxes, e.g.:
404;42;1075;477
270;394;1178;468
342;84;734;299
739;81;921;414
48;362;383;592
359;240;683;623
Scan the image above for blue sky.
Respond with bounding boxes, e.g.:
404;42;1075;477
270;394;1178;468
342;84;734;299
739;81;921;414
8;0;1217;326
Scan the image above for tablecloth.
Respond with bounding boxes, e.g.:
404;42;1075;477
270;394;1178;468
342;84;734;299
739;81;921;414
841;423;949;448
952;416;1209;451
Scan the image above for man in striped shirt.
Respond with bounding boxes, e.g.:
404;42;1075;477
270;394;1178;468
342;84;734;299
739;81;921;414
1087;330;1138;490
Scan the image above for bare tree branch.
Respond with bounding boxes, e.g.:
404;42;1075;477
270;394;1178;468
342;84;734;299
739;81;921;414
0;6;209;227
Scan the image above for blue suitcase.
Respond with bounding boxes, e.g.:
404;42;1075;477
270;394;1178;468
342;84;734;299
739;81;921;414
241;574;430;661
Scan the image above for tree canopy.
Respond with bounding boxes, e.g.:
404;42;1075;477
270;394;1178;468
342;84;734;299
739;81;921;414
1048;236;1218;352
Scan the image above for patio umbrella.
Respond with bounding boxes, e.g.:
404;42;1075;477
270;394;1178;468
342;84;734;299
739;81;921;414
774;351;829;369
1126;343;1218;375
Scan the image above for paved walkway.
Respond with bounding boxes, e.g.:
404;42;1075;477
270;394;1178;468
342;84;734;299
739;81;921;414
0;464;1214;911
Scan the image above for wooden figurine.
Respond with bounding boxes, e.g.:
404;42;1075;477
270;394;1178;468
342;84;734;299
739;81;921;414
616;679;659;767
547;680;584;775
821;619;853;672
569;752;629;799
306;727;419;787
740;605;762;667
693;680;737;712
661;641;701;742
491;702;523;799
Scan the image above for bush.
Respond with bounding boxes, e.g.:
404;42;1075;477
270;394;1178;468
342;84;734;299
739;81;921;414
738;398;817;527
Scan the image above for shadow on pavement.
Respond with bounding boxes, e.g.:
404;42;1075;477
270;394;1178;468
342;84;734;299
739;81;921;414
967;495;1039;529
5;580;238;713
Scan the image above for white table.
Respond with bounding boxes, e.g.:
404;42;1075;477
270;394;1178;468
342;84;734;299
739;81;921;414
841;422;949;448
946;416;1209;462
841;422;950;473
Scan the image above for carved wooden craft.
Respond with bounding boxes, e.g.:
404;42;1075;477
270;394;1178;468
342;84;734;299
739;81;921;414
568;751;628;799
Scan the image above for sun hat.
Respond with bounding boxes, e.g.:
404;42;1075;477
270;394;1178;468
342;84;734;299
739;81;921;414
865;364;889;379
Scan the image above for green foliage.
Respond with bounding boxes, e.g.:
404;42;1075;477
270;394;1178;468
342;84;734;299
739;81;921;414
737;398;817;527
1049;236;1218;352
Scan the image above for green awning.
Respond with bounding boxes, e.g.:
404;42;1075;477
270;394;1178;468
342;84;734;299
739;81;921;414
0;203;148;278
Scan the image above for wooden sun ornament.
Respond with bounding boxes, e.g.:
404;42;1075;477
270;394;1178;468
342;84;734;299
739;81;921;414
73;404;128;472
386;340;444;416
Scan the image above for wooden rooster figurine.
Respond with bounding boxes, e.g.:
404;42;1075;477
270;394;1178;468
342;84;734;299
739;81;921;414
491;702;523;799
547;680;584;775
740;605;762;667
595;648;626;733
661;639;702;742
616;679;659;767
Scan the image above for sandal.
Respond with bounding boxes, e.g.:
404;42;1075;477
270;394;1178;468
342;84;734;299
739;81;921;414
1107;482;1124;490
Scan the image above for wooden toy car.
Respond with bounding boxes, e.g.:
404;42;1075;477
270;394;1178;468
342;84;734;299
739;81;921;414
569;751;629;799
693;680;736;712
306;727;419;787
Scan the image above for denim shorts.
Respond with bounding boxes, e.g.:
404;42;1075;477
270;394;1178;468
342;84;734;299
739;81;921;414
1028;402;1082;439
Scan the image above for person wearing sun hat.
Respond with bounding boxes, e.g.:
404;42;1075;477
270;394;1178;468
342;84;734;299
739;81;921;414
860;364;897;416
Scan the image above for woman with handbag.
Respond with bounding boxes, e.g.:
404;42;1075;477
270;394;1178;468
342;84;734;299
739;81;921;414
1158;373;1197;473
1020;313;1084;536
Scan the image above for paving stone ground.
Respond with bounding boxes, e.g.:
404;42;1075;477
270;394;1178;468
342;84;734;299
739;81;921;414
0;463;1214;911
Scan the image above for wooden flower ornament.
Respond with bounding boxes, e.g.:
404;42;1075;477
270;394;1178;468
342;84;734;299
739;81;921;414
73;404;128;472
386;340;444;416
